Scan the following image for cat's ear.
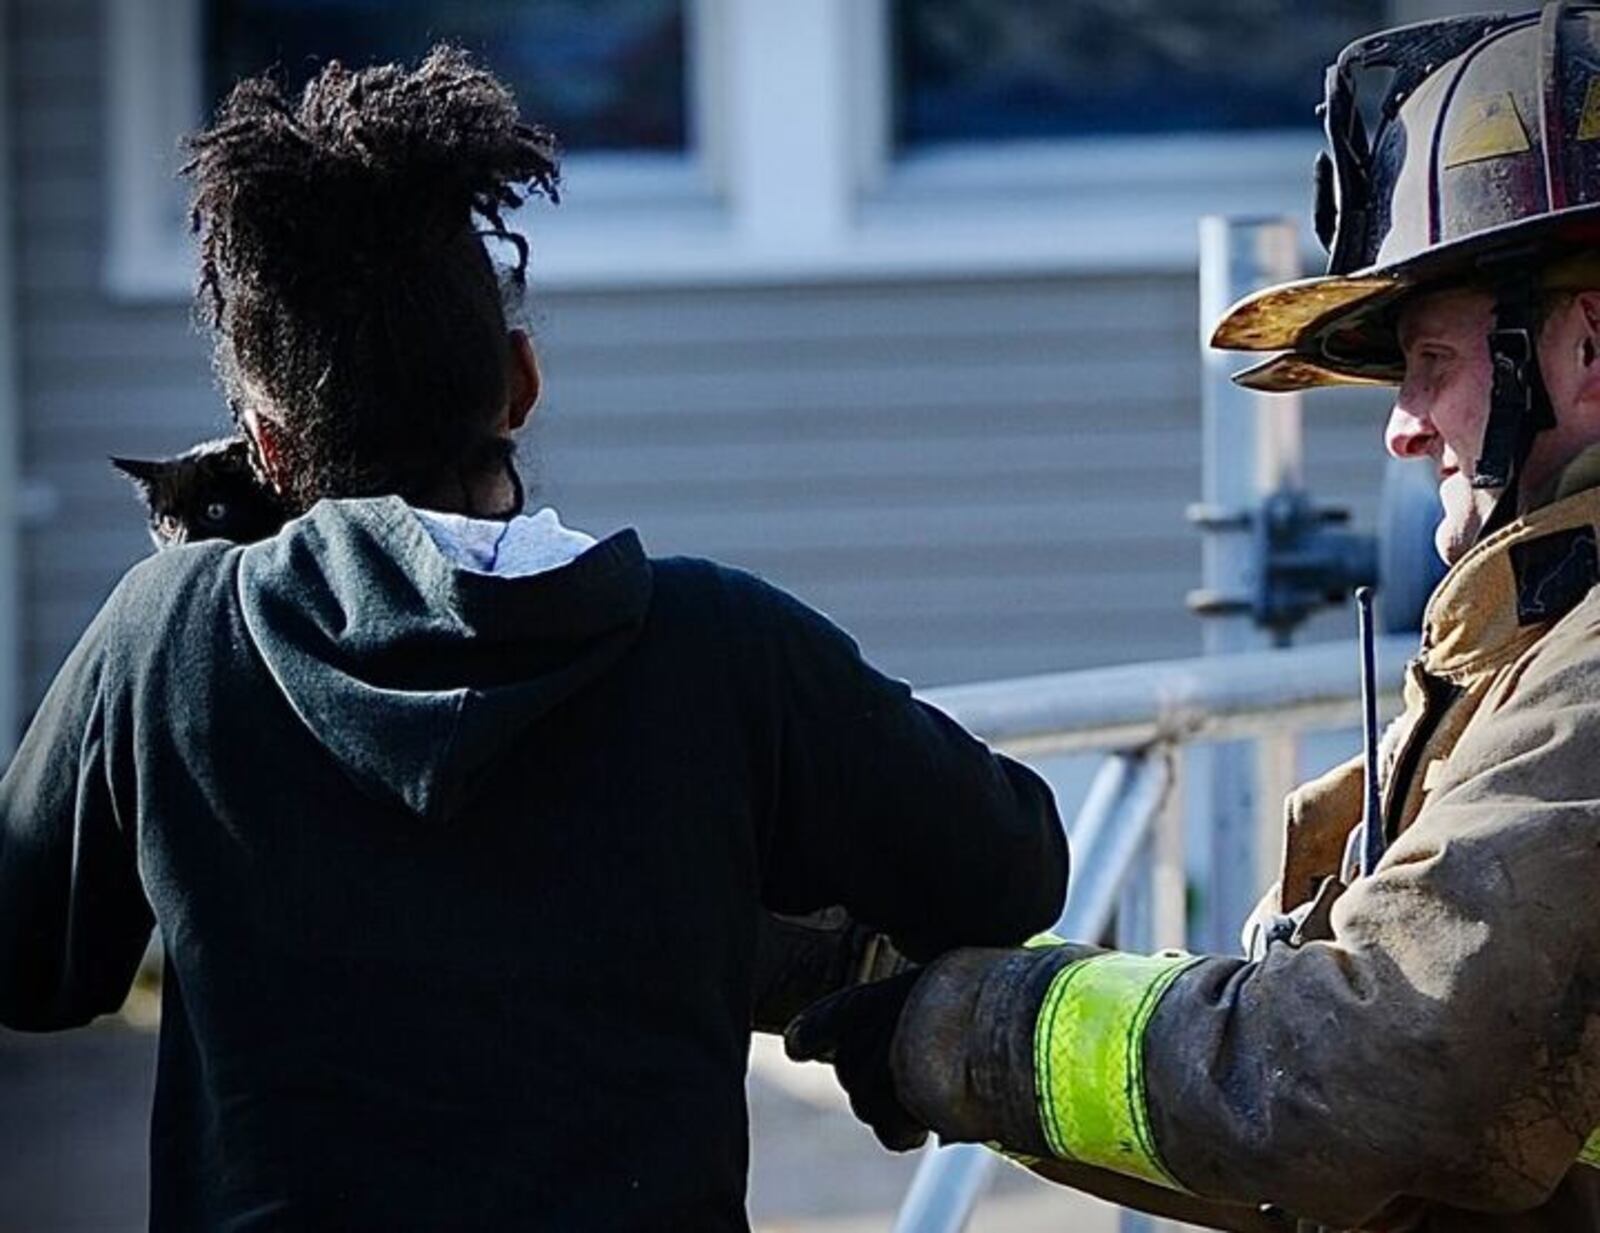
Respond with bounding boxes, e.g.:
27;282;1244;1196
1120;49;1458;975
109;456;167;492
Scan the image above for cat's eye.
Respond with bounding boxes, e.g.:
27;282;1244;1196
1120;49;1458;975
203;502;228;523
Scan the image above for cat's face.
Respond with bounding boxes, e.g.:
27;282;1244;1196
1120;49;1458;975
111;436;289;550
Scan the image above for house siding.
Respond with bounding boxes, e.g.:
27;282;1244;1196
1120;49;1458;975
9;0;1388;713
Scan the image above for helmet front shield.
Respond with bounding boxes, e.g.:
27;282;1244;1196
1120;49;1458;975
1317;14;1523;276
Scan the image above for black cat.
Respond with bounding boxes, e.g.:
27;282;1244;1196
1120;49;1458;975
111;436;289;550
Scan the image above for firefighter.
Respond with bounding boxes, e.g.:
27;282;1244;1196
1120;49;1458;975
787;6;1600;1229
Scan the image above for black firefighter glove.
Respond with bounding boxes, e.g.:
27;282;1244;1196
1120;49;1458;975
790;947;1091;1160
751;908;913;1035
783;969;928;1151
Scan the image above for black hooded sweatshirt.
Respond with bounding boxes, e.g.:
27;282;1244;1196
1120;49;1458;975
0;497;1066;1231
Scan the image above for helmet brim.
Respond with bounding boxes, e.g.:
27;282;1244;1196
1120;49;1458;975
1230;351;1400;393
1210;274;1402;356
1210;204;1600;390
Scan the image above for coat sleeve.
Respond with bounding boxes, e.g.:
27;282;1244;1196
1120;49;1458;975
893;607;1600;1229
750;580;1067;962
0;590;153;1030
1136;609;1600;1225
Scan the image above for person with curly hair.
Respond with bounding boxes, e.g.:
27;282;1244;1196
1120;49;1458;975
0;47;1066;1231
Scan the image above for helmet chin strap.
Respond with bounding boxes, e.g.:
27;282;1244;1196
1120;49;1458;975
1472;276;1557;542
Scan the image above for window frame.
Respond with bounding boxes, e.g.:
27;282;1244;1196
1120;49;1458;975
104;0;730;298
105;0;1424;297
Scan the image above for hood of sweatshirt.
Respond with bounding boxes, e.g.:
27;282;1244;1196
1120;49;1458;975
236;496;651;822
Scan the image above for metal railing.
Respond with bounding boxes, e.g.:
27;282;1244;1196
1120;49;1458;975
888;631;1414;1233
877;211;1424;1231
928;636;1414;757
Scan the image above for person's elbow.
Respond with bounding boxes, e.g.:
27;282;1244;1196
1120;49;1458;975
1241;989;1582;1223
964;757;1068;947
876;750;1067;963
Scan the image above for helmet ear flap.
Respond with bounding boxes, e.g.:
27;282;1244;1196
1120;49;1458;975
1314;151;1339;255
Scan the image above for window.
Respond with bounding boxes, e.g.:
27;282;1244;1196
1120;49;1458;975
204;0;690;154
892;1;1388;147
105;0;724;296
859;1;1412;271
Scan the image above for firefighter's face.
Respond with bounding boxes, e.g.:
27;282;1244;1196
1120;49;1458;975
1387;289;1500;564
1388;286;1600;564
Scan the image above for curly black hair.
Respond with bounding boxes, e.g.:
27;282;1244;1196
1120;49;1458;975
182;45;561;514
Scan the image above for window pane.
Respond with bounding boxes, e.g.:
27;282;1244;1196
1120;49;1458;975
205;0;688;153
894;0;1388;147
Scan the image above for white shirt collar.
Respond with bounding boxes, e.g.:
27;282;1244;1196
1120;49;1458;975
411;506;598;578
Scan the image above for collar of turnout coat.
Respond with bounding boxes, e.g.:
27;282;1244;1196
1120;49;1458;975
1421;447;1600;681
1275;445;1600;920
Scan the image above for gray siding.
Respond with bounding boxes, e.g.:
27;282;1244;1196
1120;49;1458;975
11;0;1390;713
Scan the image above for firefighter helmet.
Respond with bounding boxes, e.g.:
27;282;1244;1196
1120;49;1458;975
1212;3;1600;395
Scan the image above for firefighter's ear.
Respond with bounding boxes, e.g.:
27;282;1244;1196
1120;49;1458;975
1541;290;1600;416
1576;291;1600;368
1566;291;1600;411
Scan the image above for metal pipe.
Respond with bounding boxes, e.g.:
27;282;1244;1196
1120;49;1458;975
1197;215;1305;644
1057;754;1173;940
889;1143;995;1233
923;634;1414;758
1193;215;1305;962
1112;754;1186;955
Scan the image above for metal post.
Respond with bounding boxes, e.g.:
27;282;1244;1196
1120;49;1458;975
1115;757;1186;1233
1116;753;1186;954
1069;754;1175;945
890;1143;995;1233
1191;217;1304;955
923;635;1414;757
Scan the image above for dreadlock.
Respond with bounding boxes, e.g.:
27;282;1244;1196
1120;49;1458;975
182;45;561;514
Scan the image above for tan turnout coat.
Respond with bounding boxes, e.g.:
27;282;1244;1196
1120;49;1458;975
901;459;1600;1231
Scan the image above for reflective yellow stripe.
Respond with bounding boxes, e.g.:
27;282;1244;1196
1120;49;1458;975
1580;1129;1600;1168
1033;950;1200;1189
